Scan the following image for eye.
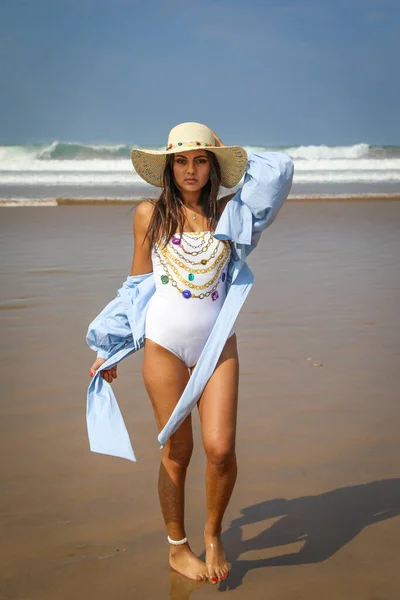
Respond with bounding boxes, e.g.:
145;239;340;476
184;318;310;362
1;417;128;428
196;158;208;164
175;158;186;164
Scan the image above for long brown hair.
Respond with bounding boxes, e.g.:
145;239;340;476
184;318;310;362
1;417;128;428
145;151;221;248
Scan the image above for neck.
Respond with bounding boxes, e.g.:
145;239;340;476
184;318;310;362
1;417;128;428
181;190;201;208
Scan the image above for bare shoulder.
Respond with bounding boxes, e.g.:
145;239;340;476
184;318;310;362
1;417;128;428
134;200;156;232
135;199;156;220
217;193;236;216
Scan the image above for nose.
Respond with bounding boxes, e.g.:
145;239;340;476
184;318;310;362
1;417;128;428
186;160;195;174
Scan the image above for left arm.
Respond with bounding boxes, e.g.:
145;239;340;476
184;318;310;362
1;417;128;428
211;127;294;243
217;193;235;216
215;152;294;251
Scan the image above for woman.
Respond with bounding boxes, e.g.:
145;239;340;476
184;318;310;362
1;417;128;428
87;122;294;584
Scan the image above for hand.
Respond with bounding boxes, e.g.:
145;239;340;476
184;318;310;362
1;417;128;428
210;129;225;148
90;357;118;384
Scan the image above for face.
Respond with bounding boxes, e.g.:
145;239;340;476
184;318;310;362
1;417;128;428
172;150;211;194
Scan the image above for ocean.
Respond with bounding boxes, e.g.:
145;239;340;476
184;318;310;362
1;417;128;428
1;141;399;206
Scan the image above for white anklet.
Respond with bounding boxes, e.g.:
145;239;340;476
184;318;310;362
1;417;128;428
167;535;188;546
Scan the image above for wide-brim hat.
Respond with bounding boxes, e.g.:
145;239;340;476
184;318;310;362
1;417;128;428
131;122;248;189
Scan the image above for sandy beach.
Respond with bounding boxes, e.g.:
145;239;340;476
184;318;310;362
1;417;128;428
1;200;400;600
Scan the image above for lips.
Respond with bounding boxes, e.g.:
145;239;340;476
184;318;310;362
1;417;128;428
184;179;197;183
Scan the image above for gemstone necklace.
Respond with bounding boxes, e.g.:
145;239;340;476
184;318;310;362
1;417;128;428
160;242;228;275
167;241;221;267
171;235;214;256
155;244;229;291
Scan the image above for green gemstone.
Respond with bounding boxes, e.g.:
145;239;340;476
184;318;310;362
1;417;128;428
161;275;169;284
188;273;194;281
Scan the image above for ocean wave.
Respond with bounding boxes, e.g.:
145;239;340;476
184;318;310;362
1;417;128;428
286;143;371;160
0;198;58;207
0;142;400;188
36;141;133;160
0;172;143;185
294;171;400;183
1;168;399;186
1;141;400;165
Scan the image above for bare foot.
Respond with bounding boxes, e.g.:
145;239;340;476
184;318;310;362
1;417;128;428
204;530;230;584
169;543;208;582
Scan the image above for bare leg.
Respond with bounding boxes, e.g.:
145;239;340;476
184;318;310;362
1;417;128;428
197;334;239;583
142;339;208;582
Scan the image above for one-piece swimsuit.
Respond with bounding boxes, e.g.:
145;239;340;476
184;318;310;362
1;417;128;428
145;230;232;368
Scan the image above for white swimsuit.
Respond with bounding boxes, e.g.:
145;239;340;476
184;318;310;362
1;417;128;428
145;231;232;368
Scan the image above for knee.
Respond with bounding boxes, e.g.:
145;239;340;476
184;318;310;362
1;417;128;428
162;441;193;471
205;443;236;471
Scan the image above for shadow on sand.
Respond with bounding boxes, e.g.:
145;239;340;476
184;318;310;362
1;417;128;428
204;478;400;593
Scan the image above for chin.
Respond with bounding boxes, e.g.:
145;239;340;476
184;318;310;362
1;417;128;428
182;184;203;193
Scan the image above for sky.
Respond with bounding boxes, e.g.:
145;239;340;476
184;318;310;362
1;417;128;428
0;0;399;146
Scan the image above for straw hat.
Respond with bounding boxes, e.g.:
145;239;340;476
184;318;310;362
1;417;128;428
131;122;248;189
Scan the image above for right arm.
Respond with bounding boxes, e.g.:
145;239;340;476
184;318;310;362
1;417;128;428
90;201;154;381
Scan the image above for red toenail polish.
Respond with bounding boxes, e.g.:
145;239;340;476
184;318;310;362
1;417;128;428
212;577;217;583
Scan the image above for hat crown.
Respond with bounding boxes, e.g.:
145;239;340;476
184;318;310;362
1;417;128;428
168;122;216;147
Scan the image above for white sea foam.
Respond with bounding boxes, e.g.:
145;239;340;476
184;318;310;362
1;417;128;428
0;142;399;192
0;198;58;206
0;171;142;185
0;158;134;172
293;171;400;183
286;143;371;160
1;161;399;185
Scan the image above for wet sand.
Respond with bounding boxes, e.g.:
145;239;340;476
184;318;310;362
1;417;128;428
1;201;400;599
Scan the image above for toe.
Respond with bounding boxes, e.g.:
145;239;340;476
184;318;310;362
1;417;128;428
209;572;218;585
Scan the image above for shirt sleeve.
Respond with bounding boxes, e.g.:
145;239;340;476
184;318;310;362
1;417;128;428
86;282;134;361
214;151;294;249
86;273;154;361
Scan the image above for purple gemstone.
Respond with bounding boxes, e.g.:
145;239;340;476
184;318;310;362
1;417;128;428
172;236;181;245
222;272;226;282
182;290;192;299
211;291;219;301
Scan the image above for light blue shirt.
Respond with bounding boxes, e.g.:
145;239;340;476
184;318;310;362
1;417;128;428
86;152;294;461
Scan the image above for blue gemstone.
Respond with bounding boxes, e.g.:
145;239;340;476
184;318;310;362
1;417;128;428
188;273;194;281
182;290;192;299
222;272;226;282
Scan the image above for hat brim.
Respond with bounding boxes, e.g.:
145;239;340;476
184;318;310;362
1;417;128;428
131;145;248;189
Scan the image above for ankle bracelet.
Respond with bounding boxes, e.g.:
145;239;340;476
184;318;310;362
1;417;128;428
167;535;188;546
